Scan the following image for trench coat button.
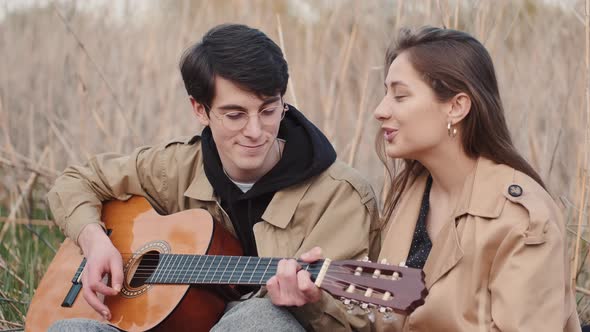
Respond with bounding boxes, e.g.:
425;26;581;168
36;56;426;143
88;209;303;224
508;184;523;197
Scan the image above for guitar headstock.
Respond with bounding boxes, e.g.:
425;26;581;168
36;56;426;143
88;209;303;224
317;258;427;315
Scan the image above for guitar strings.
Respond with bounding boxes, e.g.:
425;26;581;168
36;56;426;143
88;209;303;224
72;253;405;304
118;254;400;275
73;266;400;307
92;264;400;303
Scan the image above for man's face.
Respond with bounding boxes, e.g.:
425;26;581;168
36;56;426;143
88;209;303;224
191;76;285;183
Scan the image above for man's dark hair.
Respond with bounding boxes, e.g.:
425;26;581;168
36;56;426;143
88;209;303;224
179;24;289;112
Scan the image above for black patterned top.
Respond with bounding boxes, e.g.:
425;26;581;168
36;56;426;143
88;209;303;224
405;176;433;269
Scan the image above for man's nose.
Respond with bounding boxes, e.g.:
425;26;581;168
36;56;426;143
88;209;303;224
242;114;263;138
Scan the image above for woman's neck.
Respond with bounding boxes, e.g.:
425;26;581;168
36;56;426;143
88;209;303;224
419;143;477;199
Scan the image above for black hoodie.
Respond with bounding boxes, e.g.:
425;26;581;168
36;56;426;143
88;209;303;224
201;106;336;256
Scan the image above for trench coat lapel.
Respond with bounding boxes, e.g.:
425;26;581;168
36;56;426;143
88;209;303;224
379;175;428;266
422;157;513;288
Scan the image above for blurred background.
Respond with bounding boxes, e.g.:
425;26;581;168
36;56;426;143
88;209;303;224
0;0;589;329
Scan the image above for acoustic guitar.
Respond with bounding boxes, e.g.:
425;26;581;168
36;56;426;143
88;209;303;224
25;196;427;331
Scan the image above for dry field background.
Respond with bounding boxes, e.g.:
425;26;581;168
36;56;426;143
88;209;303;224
0;0;589;329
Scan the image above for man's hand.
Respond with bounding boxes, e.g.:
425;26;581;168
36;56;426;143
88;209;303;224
78;223;124;321
266;246;323;307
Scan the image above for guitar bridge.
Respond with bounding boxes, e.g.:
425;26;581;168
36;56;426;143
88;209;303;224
61;282;82;308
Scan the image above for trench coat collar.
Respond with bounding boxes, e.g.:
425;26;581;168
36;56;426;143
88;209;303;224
183;158;313;229
452;157;515;220
380;157;515;288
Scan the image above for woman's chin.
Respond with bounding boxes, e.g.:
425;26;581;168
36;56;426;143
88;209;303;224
385;146;406;159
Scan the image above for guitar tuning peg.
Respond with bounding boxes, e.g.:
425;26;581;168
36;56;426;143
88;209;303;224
399;260;407;267
378;306;392;313
367;310;376;323
380;258;388;264
341;298;358;306
372;268;381;278
382;292;391;301
382;311;396;322
361;256;370;262
344;300;359;314
341;298;354;313
346;284;356;293
378;306;396;322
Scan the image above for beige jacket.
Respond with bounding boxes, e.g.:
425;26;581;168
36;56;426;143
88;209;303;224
47;136;380;331
370;157;580;332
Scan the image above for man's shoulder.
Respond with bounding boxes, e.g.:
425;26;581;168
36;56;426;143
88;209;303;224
134;136;204;173
312;160;376;203
162;135;202;148
147;135;203;158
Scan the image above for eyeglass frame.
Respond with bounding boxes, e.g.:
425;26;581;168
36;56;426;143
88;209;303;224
203;97;288;131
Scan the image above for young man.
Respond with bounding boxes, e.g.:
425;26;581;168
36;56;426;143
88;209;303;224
47;24;378;331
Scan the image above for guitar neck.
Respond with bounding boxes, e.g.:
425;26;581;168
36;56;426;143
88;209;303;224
145;255;324;286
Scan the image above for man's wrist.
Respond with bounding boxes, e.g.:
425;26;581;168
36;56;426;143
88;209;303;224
77;223;108;255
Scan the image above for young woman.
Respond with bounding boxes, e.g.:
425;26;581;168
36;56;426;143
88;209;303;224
268;26;581;332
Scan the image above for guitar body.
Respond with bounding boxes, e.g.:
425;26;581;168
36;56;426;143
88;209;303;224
25;196;243;331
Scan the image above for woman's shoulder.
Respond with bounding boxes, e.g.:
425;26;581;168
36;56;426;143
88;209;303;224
482;160;563;243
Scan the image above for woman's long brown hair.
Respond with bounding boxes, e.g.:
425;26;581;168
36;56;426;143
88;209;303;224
378;26;545;223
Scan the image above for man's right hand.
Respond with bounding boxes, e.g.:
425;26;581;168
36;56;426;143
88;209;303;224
77;223;124;321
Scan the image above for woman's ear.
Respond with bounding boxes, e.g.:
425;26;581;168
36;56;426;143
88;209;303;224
448;92;471;125
190;96;210;127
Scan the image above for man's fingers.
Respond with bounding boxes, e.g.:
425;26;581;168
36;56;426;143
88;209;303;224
266;276;279;293
109;258;124;293
92;279;119;296
86;265;118;296
297;270;321;303
300;247;323;262
277;259;299;284
82;283;110;320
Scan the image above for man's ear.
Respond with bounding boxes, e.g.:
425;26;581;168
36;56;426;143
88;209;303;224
190;96;210;126
447;92;471;125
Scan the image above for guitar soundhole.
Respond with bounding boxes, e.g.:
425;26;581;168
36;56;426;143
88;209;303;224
129;250;160;288
121;241;170;298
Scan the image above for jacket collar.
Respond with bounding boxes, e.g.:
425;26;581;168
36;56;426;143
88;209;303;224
424;157;515;287
452;157;515;219
183;158;311;229
379;156;515;288
184;160;216;202
260;180;314;229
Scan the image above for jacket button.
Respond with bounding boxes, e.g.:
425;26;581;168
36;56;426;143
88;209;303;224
508;184;523;197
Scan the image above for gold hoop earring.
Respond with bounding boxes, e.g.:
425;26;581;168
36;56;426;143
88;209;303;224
447;122;457;137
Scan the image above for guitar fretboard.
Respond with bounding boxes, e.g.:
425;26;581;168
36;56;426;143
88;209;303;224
144;255;325;285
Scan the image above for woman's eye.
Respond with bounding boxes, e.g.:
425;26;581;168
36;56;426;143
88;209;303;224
394;95;407;101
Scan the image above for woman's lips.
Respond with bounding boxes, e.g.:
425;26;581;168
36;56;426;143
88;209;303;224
383;128;398;142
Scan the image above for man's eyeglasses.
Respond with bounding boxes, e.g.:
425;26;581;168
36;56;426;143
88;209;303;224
208;101;287;132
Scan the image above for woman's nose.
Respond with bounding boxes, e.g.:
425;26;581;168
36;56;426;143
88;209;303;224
373;98;391;121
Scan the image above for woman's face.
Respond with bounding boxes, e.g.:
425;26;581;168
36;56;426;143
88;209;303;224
374;52;451;160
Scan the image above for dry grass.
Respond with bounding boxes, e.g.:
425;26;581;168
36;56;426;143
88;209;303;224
0;0;588;328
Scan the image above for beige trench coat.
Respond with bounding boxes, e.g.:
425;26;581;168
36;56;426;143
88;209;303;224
47;136;380;330
371;157;581;332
